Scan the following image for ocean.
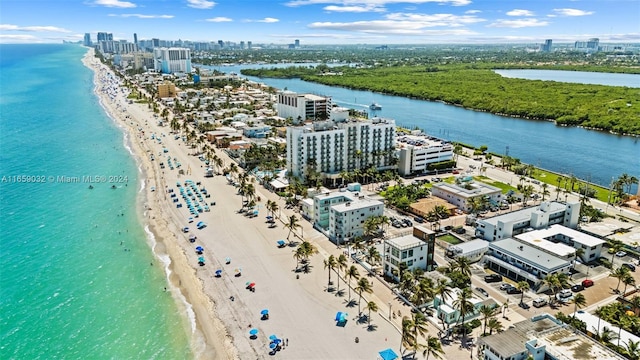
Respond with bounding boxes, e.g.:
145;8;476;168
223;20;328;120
0;44;193;359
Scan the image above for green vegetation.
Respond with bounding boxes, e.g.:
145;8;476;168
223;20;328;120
438;234;462;245
301;66;639;135
473;176;519;194
243;63;640;135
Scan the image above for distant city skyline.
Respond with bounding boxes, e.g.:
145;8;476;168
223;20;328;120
1;0;639;45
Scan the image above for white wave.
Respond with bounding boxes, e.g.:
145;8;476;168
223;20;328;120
144;225;197;334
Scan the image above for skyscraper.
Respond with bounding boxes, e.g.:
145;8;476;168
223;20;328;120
133;33;138;45
83;33;92;47
540;39;552;52
294;39;300;47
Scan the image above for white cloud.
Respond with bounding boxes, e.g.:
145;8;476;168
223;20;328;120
324;5;385;12
0;34;39;43
286;0;471;8
92;0;136;8
186;0;216;9
465;10;481;14
309;19;479;35
385;13;485;26
0;24;72;33
109;14;174;19
553;8;594;16
488;18;549;28
506;9;534;17
205;17;232;22
257;17;280;23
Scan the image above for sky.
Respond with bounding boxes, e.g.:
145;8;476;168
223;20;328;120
1;0;639;45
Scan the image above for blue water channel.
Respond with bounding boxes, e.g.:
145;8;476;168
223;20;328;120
207;64;639;192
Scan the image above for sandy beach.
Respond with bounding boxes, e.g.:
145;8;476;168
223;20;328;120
83;48;408;360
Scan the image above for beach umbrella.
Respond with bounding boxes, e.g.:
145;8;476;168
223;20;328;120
225;257;231;263
196;246;204;252
273;338;282;344
269;343;277;349
198;256;205;263
249;328;259;336
269;334;277;341
261;309;269;315
215;269;222;276
249;282;256;288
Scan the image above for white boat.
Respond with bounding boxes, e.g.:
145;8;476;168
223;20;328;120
370;102;382;110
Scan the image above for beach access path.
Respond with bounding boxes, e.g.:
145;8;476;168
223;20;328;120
86;49;414;360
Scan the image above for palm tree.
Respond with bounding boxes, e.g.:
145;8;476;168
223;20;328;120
365;246;382;266
324;255;337;289
516;281;530;305
401;316;416;355
487;318;503;334
293;246;305;270
434;279;453;328
479;304;497;335
421;335;444;360
284;215;301;242
453;287;474;342
622;272;636;295
541;183;550;201
572;293;587;316
410;312;429;358
598;326;619;345
365;301;378;326
610;266;630;293
355;277;373;315
345;265;360;301
451;256;472;278
335;254;348;294
624;339;640;360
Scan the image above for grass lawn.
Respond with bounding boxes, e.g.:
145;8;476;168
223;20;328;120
531;169;610;202
473;176;519;194
439;234;462;245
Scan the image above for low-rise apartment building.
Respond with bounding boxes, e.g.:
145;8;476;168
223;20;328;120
515;224;605;263
475;201;580;241
383;235;430;281
431;181;502;212
328;195;384;244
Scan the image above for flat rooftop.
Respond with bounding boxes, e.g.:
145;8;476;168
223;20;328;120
331;196;383;212
480;201;568;226
448;239;489;253
387;235;425;250
432;181;501;198
480;314;622;360
517;224;605;248
490;238;570;272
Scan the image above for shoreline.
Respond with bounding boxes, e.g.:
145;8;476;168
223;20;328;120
83;48;236;360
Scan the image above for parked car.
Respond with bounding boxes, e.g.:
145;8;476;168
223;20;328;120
571;284;584;292
622;263;636;272
519;302;530;309
444;225;453;231
558;289;572;299
499;283;513;291
484;274;503;283
414;217;425;224
506;287;522;295
403;219;413;227
532;298;547;308
616;251;628;258
582;279;594;288
476;287;489;297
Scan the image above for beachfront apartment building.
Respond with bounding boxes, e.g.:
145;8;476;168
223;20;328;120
479;313;622;360
434;288;497;326
431;180;502;212
286;118;396;182
383;235;430;281
157;81;177;99
313;191;355;231
153;47;192;74
328;195;384;244
276;91;331;123
483;238;572;292
475;201;580;242
445;239;490;263
396;134;454;176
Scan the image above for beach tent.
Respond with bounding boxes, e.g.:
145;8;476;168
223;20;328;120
261;309;269;315
215;269;222;277
335;312;348;322
268;334;278;341
277;240;286;247
378;348;398;360
249;328;258;336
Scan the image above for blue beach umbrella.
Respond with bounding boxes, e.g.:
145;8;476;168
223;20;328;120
269;343;276;349
273;338;282;344
198;256;205;263
261;309;269;315
196;246;204;252
249;328;259;336
215;269;222;276
269;334;277;341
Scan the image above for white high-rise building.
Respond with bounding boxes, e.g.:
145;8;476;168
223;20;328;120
276;91;331;123
153;47;192;74
286;118;396;181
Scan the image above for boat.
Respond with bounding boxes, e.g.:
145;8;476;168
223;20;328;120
369;102;382;110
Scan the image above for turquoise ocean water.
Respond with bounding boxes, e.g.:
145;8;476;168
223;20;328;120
0;44;192;359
